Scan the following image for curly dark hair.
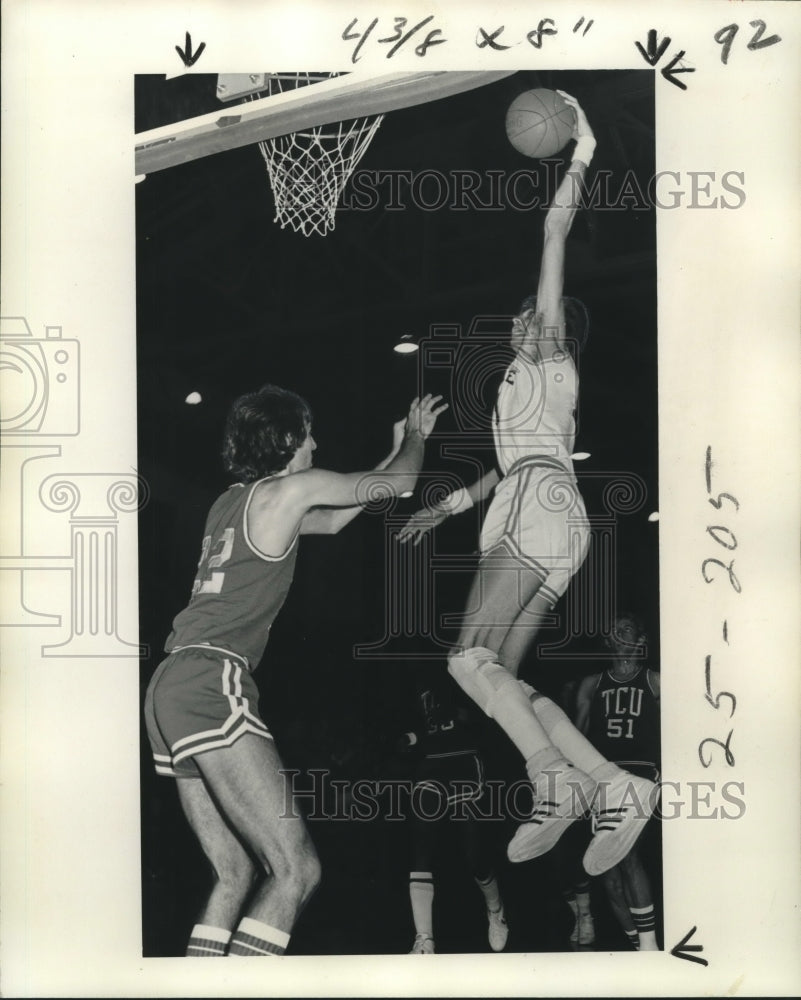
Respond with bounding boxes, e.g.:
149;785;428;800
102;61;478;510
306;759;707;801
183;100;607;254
610;611;648;642
518;294;589;352
222;384;312;483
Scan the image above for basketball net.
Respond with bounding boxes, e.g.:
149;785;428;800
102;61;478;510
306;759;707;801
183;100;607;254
251;73;384;237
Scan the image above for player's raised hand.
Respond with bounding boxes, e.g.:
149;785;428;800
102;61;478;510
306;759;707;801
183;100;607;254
398;506;449;545
390;417;407;456
556;90;594;143
405;394;448;440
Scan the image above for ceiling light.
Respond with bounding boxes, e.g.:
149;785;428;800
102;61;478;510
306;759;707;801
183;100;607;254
393;335;418;355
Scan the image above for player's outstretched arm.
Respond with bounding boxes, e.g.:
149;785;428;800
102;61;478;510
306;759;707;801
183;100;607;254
301;418;407;535
295;394;447;512
534;91;596;342
247;396;446;551
574;673;599;735
398;467;501;545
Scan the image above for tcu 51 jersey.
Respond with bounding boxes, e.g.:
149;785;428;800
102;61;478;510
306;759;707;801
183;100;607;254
586;666;660;775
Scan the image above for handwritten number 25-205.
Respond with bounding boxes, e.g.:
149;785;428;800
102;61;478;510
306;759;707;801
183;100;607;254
699;654;736;768
699;447;740;769
702;446;741;593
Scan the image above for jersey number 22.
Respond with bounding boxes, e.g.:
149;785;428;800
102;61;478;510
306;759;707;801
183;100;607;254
193;528;234;595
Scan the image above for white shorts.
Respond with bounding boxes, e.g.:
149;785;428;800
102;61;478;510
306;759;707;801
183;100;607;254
480;456;590;607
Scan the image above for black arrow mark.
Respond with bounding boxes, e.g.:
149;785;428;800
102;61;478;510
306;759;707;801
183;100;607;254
635;29;671;66
175;31;206;67
671;926;708;966
661;50;695;90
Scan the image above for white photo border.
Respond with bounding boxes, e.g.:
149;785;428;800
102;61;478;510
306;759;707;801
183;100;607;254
1;1;799;996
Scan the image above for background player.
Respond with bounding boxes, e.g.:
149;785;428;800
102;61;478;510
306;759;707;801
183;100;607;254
575;612;661;950
144;385;447;957
401;670;508;955
399;91;655;876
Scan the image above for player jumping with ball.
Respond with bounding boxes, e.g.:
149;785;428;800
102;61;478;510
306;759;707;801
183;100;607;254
145;387;446;957
399;92;656;876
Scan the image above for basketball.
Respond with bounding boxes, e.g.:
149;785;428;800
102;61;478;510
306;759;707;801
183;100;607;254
505;89;576;158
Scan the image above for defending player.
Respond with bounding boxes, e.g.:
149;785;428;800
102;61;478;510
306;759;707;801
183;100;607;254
144;385;446;957
402;672;508;955
399;92;655;875
575;613;661;950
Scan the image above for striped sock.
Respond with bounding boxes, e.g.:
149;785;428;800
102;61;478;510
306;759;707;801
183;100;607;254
474;873;502;914
625;927;640;949
186;923;232;957
228;917;290;957
575;882;591;917
409;871;434;938
566;897;579;943
630;905;657;950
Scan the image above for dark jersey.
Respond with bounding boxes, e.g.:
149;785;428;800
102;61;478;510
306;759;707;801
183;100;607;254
411;681;484;805
586;667;660;772
415;683;478;758
166;480;298;668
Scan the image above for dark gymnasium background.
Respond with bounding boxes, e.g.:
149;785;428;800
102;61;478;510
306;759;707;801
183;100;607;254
136;69;660;956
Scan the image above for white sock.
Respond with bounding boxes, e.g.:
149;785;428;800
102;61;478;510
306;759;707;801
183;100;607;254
475;873;502;913
228;917;290;957
524;747;596;812
186;923;232;957
625;927;640;949
409;871;434;937
631;905;658;950
486;676;553;760
526;691;608;774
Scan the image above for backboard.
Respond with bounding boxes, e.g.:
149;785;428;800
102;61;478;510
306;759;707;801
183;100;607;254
134;70;515;176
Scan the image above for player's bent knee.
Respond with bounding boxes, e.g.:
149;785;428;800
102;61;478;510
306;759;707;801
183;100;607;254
267;848;320;906
518;679;536;702
293;850;322;904
447;646;495;705
447;646;517;718
211;857;260;897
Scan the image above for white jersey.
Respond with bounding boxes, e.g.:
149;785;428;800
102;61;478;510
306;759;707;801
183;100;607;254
492;348;578;474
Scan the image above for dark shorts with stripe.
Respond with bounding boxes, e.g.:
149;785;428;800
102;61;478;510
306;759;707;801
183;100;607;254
143;644;272;778
614;760;660;783
412;750;485;814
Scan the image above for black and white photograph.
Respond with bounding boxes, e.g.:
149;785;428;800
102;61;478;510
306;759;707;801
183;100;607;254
136;67;662;959
1;2;799;996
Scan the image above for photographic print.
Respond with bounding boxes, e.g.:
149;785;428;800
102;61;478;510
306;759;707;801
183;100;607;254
136;66;662;960
1;2;799;996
